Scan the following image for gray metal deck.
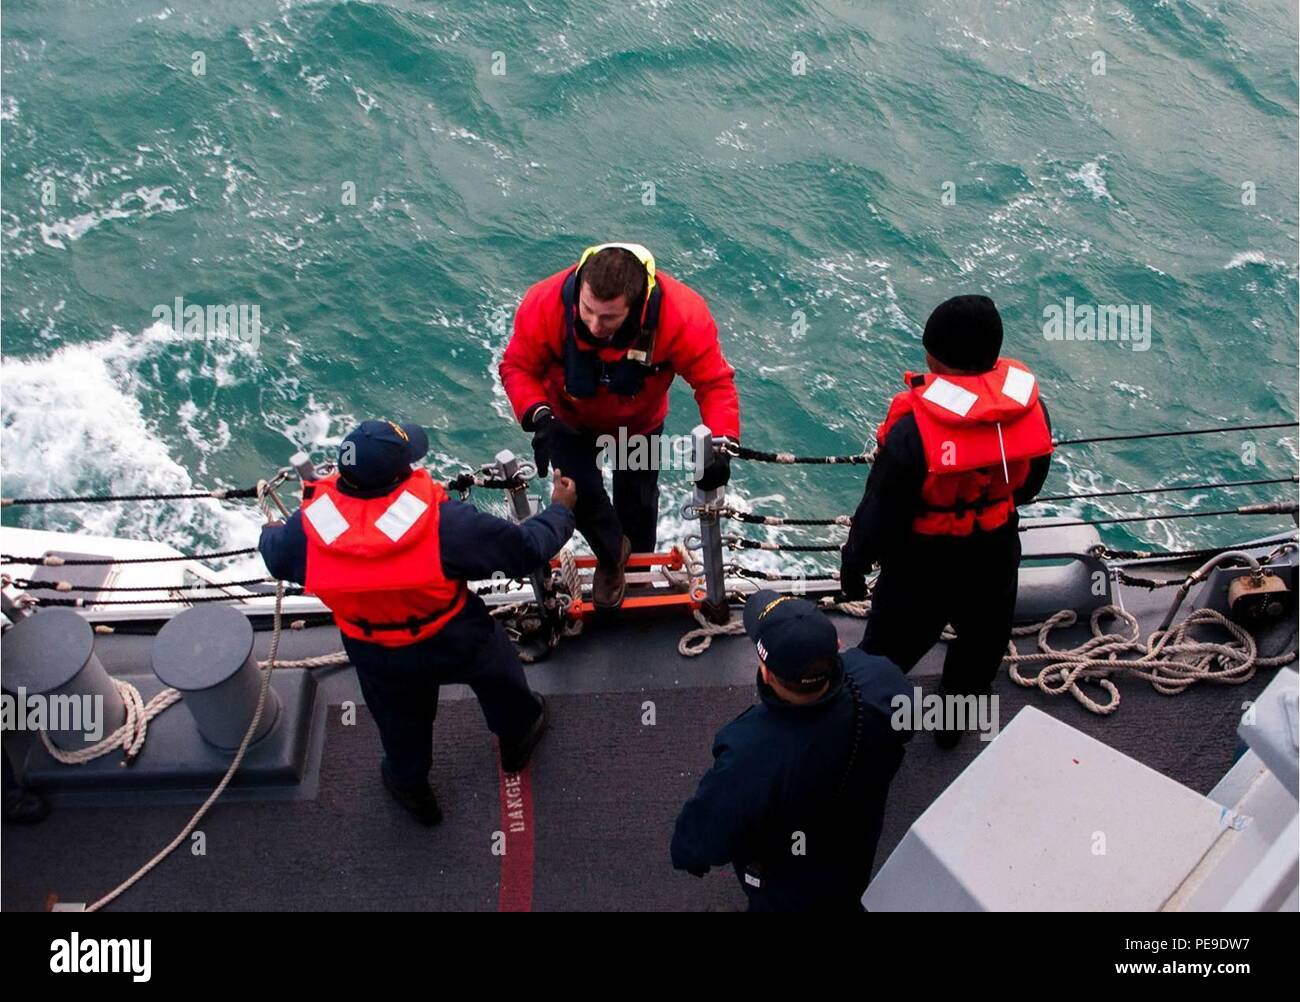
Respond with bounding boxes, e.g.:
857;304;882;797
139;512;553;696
2;552;1296;911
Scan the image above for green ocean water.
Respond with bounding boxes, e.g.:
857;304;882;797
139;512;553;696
2;0;1297;573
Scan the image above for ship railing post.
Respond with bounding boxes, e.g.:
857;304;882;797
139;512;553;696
495;450;559;654
289;451;317;483
691;425;730;624
494;450;536;525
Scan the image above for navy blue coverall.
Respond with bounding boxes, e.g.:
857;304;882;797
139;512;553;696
671;648;912;911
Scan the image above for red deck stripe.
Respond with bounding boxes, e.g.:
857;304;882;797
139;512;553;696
495;754;536;912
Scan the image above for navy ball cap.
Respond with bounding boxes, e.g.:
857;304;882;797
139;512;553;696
338;420;429;490
743;589;841;685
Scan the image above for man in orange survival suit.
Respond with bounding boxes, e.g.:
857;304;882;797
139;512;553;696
500;243;741;608
259;420;578;825
839;296;1053;747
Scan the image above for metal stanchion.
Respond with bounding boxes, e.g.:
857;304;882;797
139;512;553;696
495;449;560;660
692;425;730;624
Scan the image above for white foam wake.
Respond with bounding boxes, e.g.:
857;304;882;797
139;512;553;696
0;328;263;567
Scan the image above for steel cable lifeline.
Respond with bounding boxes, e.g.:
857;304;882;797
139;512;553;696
722;418;1297;464
712;502;1299;555
6;417;1298;626
0;470;522;509
702;476;1299;526
0;487;260;506
1;548;258;566
7;577;284;592
716;536;1298;595
7;419;1292;507
25;591;308;607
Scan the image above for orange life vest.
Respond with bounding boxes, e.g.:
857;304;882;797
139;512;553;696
300;469;467;646
876;358;1054;536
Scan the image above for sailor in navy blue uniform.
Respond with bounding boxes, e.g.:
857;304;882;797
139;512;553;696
258;420;576;826
671;590;912;911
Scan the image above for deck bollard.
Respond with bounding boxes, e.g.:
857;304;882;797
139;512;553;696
151;605;279;750
1;607;126;751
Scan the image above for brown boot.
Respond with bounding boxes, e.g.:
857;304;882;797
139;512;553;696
592;536;632;609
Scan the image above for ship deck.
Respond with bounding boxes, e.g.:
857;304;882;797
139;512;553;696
3;548;1297;912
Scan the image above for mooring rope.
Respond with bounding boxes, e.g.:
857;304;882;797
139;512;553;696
1005;605;1297;715
40;681;182;768
74;568;351;911
677;607;748;655
81;580;285;911
677;584;873;656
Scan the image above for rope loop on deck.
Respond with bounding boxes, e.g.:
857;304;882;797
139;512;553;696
1005;604;1297;716
39;680;181;768
678;607;747;656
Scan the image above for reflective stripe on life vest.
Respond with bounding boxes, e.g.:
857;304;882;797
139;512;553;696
877;358;1053;536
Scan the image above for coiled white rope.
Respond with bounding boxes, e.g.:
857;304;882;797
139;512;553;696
557;543;584;637
677;589;873;656
1005;605;1297;715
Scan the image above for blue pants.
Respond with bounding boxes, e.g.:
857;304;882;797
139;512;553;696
344;618;541;791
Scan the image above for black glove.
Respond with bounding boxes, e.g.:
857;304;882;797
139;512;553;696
695;441;733;491
529;407;578;478
839;569;867;602
531;416;553;477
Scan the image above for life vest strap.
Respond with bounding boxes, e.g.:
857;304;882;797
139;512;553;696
594;356;670;380
559;263;665;398
918;495;1011;517
345;585;466;637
